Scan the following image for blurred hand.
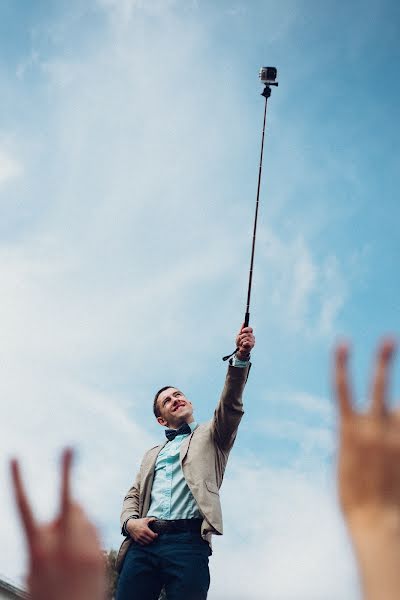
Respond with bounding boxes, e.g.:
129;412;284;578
334;339;400;600
11;449;106;600
235;325;255;360
334;339;399;525
126;517;158;545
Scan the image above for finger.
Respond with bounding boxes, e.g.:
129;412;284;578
62;502;102;553
239;338;254;350
241;331;254;339
392;407;400;424
141;537;155;545
145;528;158;539
60;448;73;519
10;459;36;549
237;324;252;337
238;333;249;340
142;533;157;544
144;521;158;539
240;327;253;335
334;343;353;419
137;533;155;544
371;338;396;416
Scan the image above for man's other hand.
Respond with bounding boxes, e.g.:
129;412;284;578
235;326;255;360
126;517;158;545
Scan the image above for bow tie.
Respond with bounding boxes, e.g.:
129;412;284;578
165;422;192;441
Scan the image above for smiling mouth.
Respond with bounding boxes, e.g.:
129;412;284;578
173;404;186;412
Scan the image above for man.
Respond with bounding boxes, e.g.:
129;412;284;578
116;325;255;600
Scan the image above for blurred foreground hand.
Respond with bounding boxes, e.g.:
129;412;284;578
11;448;106;600
334;339;400;600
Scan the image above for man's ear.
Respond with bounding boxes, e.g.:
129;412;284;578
157;416;168;427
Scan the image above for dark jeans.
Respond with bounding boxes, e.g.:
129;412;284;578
116;531;211;600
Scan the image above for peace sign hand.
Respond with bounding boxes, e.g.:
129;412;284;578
334;339;400;600
334;339;400;524
11;449;106;600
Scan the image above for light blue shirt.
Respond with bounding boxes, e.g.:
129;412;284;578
147;421;202;520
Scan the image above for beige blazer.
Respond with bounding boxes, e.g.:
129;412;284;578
116;364;250;572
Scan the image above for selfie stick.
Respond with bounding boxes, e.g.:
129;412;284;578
223;67;278;361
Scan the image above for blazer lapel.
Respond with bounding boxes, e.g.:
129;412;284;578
141;441;167;516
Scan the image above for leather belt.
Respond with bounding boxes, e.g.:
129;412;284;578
148;518;202;534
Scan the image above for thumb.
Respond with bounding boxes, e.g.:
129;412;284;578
146;517;156;523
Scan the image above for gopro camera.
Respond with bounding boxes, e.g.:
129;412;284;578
259;67;278;86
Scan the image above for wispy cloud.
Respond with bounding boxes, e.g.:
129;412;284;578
256;228;347;337
0;149;22;185
211;460;359;600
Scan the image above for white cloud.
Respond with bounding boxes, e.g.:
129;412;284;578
259;229;347;337
210;461;360;600
0;150;22;184
286;391;333;421
98;0;176;19
16;50;40;80
259;417;334;455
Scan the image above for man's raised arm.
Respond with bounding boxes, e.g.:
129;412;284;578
211;325;255;452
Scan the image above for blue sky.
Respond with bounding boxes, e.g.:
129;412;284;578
0;1;399;598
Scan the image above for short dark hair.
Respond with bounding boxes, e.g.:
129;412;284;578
153;386;176;418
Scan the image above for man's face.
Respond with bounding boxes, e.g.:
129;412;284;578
156;387;194;429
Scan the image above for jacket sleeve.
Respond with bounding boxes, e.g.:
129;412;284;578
120;468;141;533
211;364;250;452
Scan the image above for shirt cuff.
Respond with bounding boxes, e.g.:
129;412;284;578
229;354;251;368
122;516;137;536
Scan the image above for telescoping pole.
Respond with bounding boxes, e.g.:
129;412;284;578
223;67;278;361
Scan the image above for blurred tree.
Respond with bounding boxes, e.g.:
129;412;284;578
104;549;119;599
